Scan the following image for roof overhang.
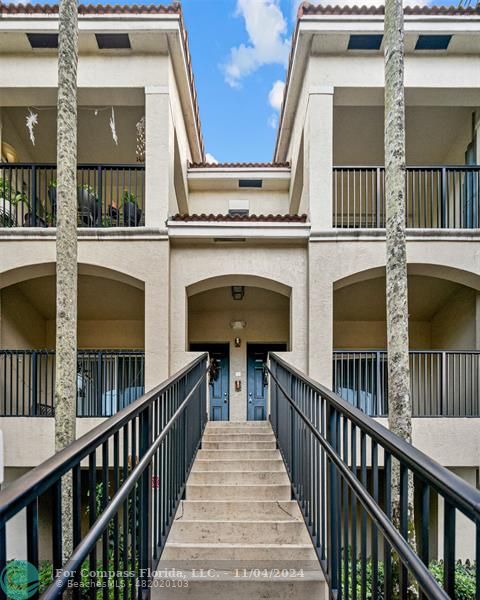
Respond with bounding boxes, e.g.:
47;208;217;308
274;10;480;162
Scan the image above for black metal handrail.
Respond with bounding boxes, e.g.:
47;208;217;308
0;353;208;599
0;163;145;228
0;349;145;417
267;353;480;599
333;349;480;417
333;165;480;228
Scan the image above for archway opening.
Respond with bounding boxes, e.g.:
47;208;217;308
187;284;290;421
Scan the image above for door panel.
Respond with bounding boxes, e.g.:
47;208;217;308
191;344;229;421
247;344;287;421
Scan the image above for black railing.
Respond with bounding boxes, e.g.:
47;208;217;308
0;163;145;228
333;350;480;417
268;353;480;600
333;166;480;228
0;353;208;599
0;350;144;417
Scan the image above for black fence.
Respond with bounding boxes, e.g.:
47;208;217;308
0;350;144;417
0;163;145;228
268;353;480;600
0;353;208;600
333;350;480;417
333;166;480;228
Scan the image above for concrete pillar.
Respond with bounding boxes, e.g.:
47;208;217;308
144;241;170;390
306;86;334;231
145;86;170;228
476;293;480;349
307;242;333;387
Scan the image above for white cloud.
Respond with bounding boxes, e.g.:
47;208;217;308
224;0;290;88
268;80;285;111
205;152;219;164
268;114;278;129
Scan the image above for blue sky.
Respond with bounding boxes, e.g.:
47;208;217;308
180;0;457;163
181;0;298;163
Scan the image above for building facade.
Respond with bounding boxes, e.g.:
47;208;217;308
0;2;479;559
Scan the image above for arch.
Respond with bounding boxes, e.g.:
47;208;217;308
334;263;480;292
0;262;144;291
187;274;291;298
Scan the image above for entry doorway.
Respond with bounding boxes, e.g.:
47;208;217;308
190;343;229;421
247;344;287;421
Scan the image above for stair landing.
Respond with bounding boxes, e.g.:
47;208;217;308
154;421;326;599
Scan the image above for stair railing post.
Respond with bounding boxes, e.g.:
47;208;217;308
139;403;153;599
326;401;339;592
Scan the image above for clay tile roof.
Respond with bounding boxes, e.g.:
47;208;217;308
189;161;290;169
0;3;182;14
0;2;205;160
170;213;308;223
297;3;480;16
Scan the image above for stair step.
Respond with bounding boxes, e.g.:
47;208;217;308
204;427;272;435
202;441;277;450
203;433;275;442
206;421;270;428
153;571;325;600
196;449;281;460
168;520;311;544
176;500;303;521
188;471;289;485
162;542;318;562
186;484;291;501
192;459;284;472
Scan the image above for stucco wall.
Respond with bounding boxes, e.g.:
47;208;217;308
0;287;46;348
188;190;289;216
431;287;476;349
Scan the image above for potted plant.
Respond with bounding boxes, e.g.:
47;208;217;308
122;190;142;226
0;177;29;227
77;183;100;226
48;179;57;215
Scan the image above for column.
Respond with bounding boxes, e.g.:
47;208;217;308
144;86;170;228
307;242;333;387
306;86;334;231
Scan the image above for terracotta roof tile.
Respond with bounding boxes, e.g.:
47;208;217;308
298;3;480;16
0;2;205;160
0;3;182;14
189;161;290;169
171;213;307;223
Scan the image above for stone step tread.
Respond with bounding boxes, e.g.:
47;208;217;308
165;542;316;549
155;570;324;582
176;500;302;521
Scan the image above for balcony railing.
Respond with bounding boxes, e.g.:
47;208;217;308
333;166;480;228
333;350;480;417
0;163;145;228
0;349;145;417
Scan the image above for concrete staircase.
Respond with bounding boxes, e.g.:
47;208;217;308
155;421;325;599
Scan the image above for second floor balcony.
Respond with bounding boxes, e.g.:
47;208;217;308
0;162;145;228
333;165;480;229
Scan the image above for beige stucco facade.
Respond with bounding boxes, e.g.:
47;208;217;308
0;3;479;560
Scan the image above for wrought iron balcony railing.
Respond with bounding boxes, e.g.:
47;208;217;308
0;349;144;417
0;163;145;228
333;165;480;229
333;350;480;417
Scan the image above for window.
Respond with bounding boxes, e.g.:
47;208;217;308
238;179;262;188
348;34;383;50
27;33;58;48
415;35;452;50
95;33;131;49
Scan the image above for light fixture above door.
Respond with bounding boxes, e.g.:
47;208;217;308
231;286;245;301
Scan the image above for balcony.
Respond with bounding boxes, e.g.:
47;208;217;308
333;350;480;417
0;163;145;228
0;349;145;417
333;165;480;229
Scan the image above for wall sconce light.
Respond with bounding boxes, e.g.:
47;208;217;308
230;320;246;330
231;286;245;301
234;337;241;348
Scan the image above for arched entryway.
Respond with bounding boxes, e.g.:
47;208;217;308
187;276;291;421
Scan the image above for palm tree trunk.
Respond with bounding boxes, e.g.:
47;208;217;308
54;0;78;563
384;0;415;546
